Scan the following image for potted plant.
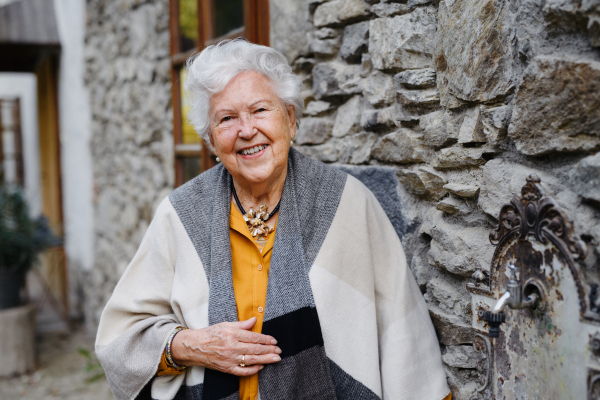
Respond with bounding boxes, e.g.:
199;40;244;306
0;186;60;310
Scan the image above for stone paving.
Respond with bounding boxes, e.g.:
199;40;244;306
0;326;113;400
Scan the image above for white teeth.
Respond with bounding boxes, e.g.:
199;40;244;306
241;144;267;156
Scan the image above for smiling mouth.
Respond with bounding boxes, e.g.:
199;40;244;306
240;144;268;156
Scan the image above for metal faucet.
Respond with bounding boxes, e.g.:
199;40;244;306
483;264;540;338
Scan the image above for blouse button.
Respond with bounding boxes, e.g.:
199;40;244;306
258;306;264;313
257;264;263;271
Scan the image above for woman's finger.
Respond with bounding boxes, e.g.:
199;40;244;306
242;354;282;366
231;364;263;377
222;317;258;331
236;342;281;356
235;329;278;345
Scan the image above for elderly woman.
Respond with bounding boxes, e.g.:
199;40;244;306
96;39;451;400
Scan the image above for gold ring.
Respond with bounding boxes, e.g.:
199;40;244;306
240;355;246;368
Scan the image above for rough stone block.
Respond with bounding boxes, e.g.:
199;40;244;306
360;53;373;77
369;7;437;71
295;141;339;163
338;132;378;164
371;2;411;18
435;0;517;104
314;27;340;40
372;129;433;163
360;105;398;131
296;117;333;145
293;57;317;73
570;153;600;202
432;146;493;169
397;88;440;107
392;106;422;125
443;183;480;198
509;55;600;155
436;197;469;215
457;107;486;145
394;68;436;89
304;100;332;116
425;277;471;320
340;21;370;63
313;0;371;28
419;110;453;147
310;35;342;56
361;71;395;106
332;95;364;137
444;366;479;400
130;5;159;56
269;0;311;63
478;159;576;218
481;105;511;145
426;212;495;276
442;345;478;369
312;62;362;99
445;109;467;141
543;0;600;47
397;166;447;200
429;305;474;345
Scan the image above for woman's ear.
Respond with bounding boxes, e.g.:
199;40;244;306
286;105;296;138
207;130;216;150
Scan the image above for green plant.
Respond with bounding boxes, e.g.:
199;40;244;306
78;348;106;383
0;186;61;273
179;0;198;42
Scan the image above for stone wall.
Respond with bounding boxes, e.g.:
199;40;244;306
83;0;174;332
273;0;600;397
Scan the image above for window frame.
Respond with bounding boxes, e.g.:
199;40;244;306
169;0;270;187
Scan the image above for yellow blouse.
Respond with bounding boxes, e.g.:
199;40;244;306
157;201;275;400
230;200;276;400
157;201;451;400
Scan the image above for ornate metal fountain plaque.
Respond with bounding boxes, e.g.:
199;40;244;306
467;175;599;399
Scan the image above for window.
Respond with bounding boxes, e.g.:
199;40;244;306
0;98;24;186
169;0;270;187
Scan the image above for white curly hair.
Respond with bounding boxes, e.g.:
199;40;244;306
184;38;304;149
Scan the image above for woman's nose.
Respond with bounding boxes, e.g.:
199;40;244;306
238;114;257;138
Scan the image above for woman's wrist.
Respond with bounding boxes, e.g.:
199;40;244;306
170;328;198;366
167;327;189;369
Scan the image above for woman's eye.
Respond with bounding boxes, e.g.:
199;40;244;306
256;108;266;113
221;116;232;123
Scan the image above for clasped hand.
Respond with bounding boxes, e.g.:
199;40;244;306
170;317;282;376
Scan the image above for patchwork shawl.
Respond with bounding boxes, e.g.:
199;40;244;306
96;149;450;400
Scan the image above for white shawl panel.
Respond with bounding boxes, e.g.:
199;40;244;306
96;198;210;400
310;175;449;400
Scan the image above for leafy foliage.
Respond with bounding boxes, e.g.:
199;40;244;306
78;347;106;383
0;187;61;272
179;0;198;42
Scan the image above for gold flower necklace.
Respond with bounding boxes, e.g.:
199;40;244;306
232;182;281;240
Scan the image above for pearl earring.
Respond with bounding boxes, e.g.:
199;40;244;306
290;140;294;146
216;157;221;162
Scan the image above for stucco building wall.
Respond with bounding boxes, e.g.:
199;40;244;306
271;0;600;397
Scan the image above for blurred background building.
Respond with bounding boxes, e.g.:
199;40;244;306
1;0;600;398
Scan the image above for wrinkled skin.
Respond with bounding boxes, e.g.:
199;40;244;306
209;70;296;212
172;318;282;376
171;71;295;375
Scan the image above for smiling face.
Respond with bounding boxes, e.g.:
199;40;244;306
208;71;296;191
